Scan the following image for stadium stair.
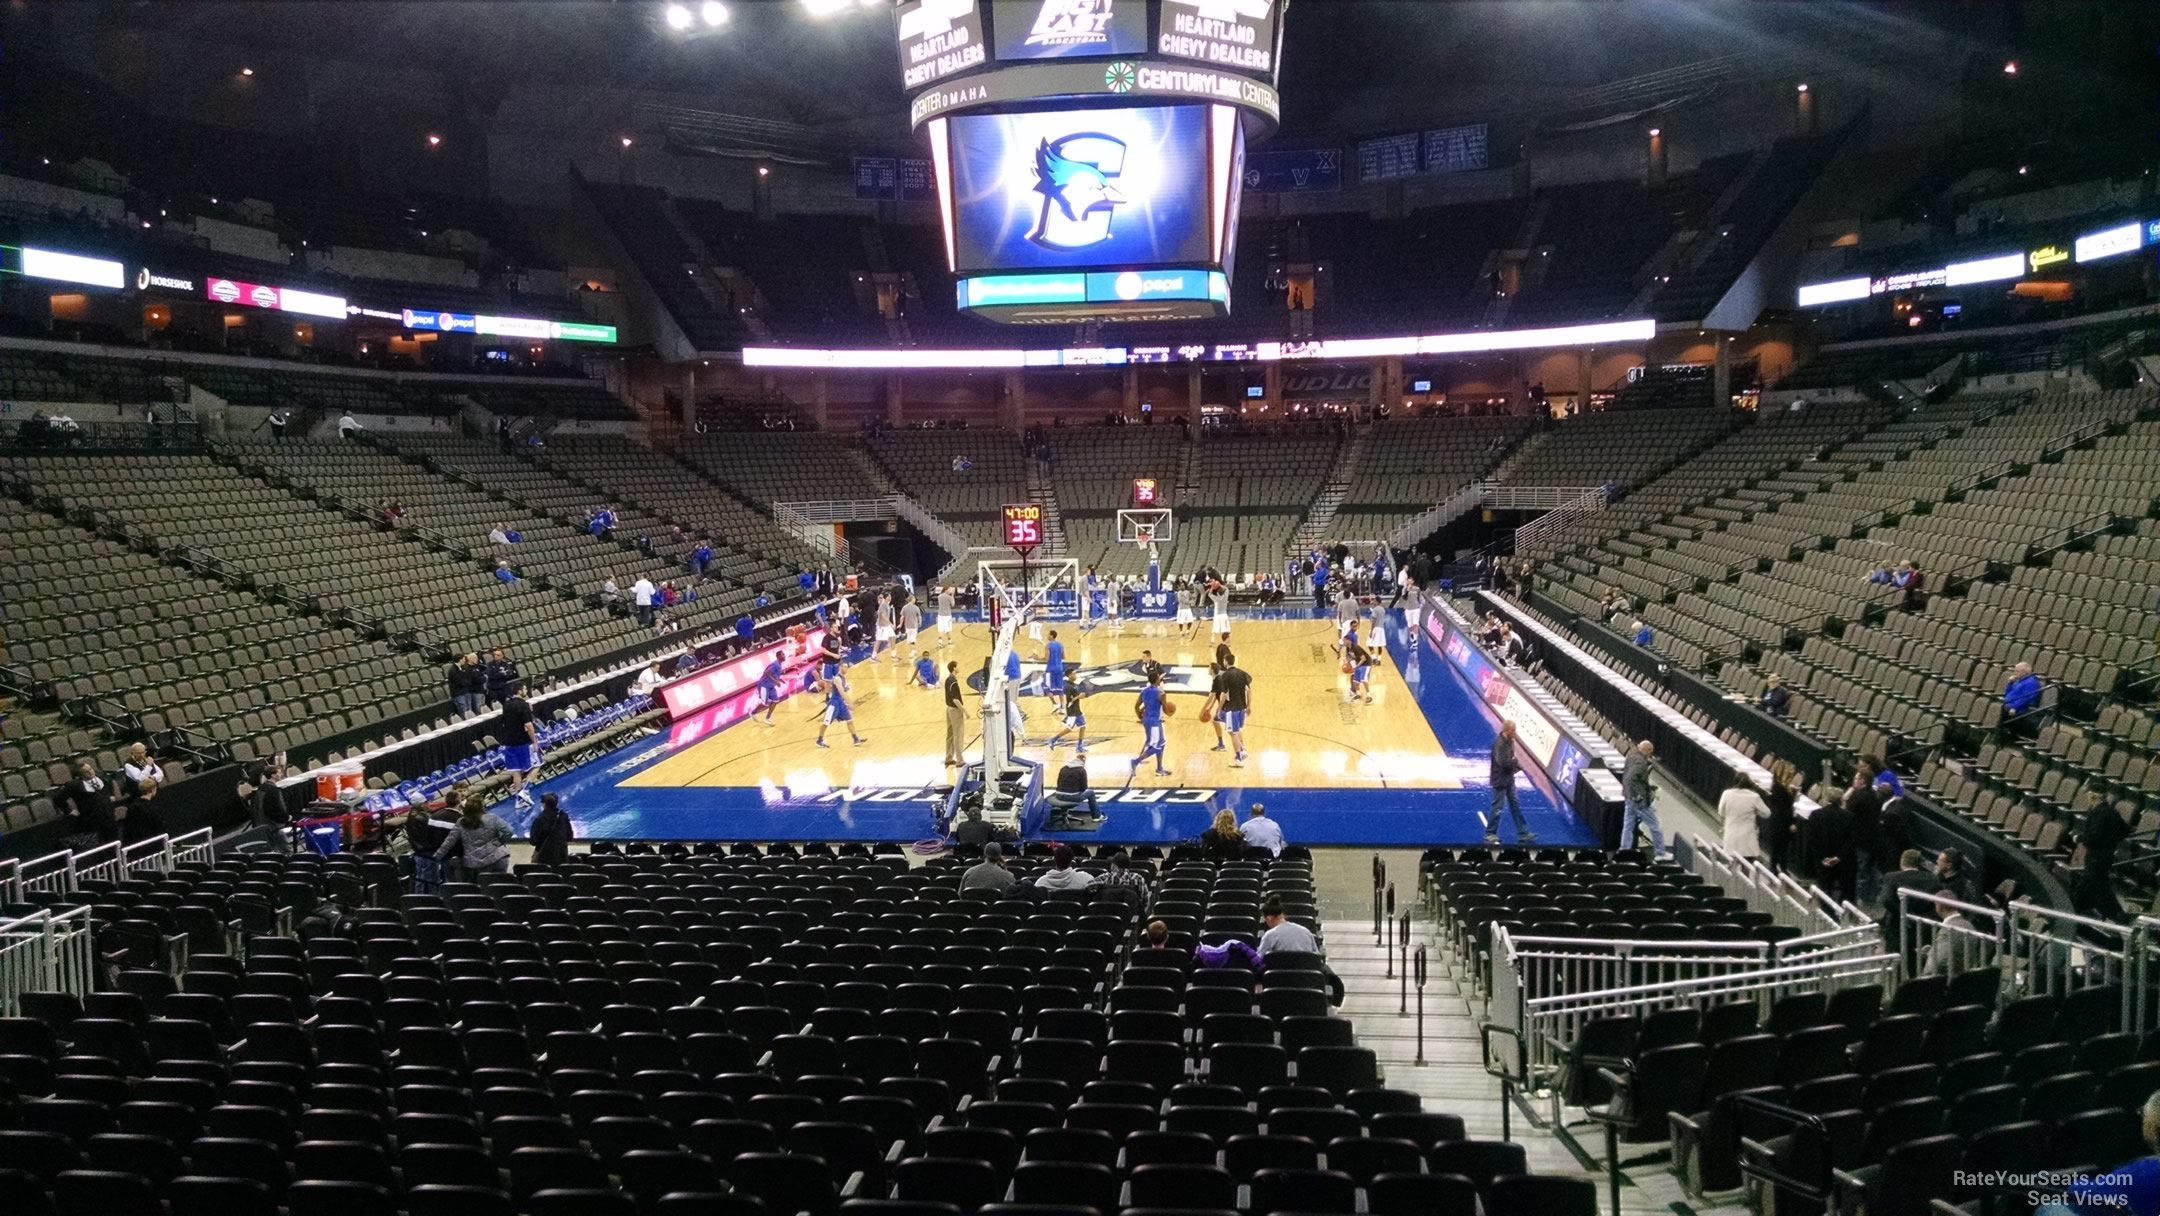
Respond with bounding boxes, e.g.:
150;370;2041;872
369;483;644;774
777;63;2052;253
1291;427;1368;556
1025;462;1070;559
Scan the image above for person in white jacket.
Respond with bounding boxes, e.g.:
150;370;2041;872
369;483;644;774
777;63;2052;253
1717;776;1771;858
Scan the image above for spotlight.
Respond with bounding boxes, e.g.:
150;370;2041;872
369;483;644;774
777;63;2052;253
1796;82;1809;93
427;133;443;147
2002;60;2017;75
702;1;728;25
621;136;635;148
665;3;693;30
1647;128;1660;137
801;0;854;15
240;66;255;77
757;165;770;178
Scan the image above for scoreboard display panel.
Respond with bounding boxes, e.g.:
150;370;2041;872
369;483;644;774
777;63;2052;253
1003;502;1045;551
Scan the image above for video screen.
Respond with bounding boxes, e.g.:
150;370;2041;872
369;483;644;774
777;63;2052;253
991;0;1147;61
949;104;1213;274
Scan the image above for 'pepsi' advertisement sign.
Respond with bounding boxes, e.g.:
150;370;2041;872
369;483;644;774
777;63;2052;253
950;104;1212;273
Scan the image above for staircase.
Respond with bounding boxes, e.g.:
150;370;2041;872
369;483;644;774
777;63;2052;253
1026;462;1069;558
1289;427;1370;556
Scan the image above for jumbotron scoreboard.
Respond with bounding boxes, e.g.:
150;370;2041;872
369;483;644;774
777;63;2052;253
894;0;1288;324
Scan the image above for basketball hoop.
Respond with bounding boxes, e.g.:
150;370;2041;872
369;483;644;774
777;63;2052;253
1134;523;1156;547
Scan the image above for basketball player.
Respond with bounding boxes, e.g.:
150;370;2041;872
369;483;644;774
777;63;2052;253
1138;649;1164;685
873;593;897;663
1082;564;1101;631
817;629;847;695
1367;600;1387;656
1001;645;1027;732
1215;631;1234;670
1333;584;1360;654
756;653;785;725
1041;629;1067;696
913;652;939;689
1046;681;1087;753
900;593;923;657
815;679;866;748
1204;661;1227;752
936;585;956;647
1214;653;1252;766
1175;580;1200;641
1106;579;1125;635
1345;629;1374;704
1209;578;1231;639
1130;668;1170;779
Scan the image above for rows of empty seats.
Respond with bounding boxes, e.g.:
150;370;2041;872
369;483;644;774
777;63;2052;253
1328;415;1531;543
1493;407;1738;490
870;431;1025;517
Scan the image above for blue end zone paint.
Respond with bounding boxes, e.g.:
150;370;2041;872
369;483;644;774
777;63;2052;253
529;606;1595;848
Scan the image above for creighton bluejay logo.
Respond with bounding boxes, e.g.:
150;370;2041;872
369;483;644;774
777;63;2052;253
1029;133;1128;251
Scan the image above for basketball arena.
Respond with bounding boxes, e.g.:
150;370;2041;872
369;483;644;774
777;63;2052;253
3;4;2156;1215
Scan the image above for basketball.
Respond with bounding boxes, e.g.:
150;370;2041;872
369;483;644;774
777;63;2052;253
1341;661;1354;674
1198;705;1214;724
1162;701;1178;717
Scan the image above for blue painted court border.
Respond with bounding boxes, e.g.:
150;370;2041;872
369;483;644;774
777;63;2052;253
528;608;1593;848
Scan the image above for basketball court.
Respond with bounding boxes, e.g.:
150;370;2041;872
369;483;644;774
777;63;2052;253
531;607;1595;848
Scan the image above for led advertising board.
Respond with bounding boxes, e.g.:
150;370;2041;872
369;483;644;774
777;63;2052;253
991;0;1148;61
896;0;989;89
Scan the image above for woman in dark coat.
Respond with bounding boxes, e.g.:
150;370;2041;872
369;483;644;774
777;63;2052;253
529;793;574;867
1761;760;1798;874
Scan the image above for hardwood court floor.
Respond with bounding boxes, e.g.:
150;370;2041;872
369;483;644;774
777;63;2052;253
622;617;1467;793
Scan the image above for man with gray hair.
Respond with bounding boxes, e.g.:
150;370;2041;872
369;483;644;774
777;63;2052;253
1620;739;1663;858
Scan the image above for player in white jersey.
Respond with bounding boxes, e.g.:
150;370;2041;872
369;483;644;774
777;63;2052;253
1175;580;1199;640
1333;586;1360;654
1208;579;1231;638
1106;579;1125;635
873;593;897;662
936;586;955;645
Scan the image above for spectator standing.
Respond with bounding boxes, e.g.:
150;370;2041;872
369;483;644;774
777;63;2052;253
1809;793;1857;903
1199;809;1244;860
1240;803;1284;856
529;793;575;866
122;779;168;843
2073;791;2131;921
57;761;118;846
484;649;519;705
436;797;513;877
942;661;967;767
499;680;541;810
961;842;1015;893
1762;759;1798;873
1758;673;1789;717
266;409;290;440
1846;768;1884;902
1934;847;1981;908
1718;777;1770;859
448;653;485;714
1620;739;1663;857
1485;720;1535;845
1878;849;1942;965
631;575;658;627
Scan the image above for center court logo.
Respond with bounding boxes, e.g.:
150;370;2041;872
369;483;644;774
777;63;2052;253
1030;133;1127;251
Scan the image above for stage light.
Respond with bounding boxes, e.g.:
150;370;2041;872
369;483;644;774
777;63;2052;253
801;0;854;15
757;165;770;177
2003;60;2017;74
240;66;255;77
1796;82;1809;93
621;136;635;148
1647;128;1660;137
701;1;728;25
426;133;442;147
665;3;694;29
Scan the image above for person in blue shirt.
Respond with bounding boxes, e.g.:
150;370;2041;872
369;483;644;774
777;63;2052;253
2045;1091;2160;1215
799;568;818;597
1130;670;1170;779
757;657;785;725
691;541;713;576
1869;758;1905;800
736;614;755;646
815;681;865;749
1002;644;1027;727
494;560;517;585
1633;619;1654;647
754;592;772;609
1042;630;1067;696
2004;662;2042;716
914;654;939;689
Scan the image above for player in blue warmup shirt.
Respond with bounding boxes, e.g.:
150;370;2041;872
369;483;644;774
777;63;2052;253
1042;630;1067;695
816;680;865;748
1130;670;1171;778
758;656;784;725
1046;682;1087;752
914;654;939;689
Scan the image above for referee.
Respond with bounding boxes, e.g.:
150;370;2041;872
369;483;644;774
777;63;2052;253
943;661;966;767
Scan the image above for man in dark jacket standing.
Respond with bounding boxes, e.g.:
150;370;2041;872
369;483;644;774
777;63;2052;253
1484;721;1534;845
1619;739;1663;857
448;653;485;714
484;649;519;706
1809;796;1857;903
528;793;574;867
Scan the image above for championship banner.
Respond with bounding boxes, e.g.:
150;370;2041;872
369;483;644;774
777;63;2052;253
1243;145;1340;193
